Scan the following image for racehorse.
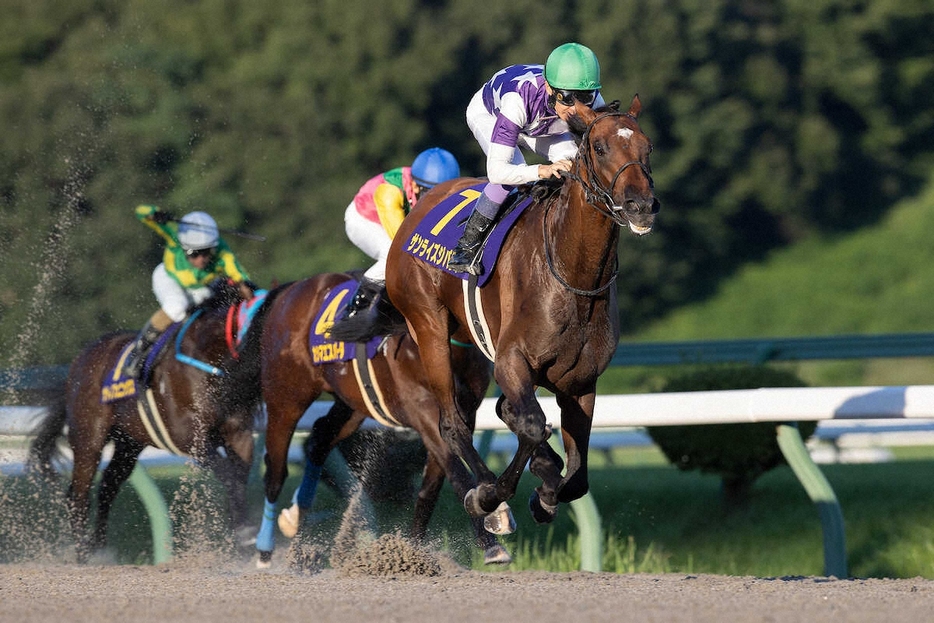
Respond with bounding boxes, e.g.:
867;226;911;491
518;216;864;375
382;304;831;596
242;273;511;568
385;96;659;527
28;282;264;562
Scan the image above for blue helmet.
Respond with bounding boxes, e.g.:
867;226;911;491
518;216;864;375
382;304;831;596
411;147;460;188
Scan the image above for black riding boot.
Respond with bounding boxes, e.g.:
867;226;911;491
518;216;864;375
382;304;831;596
123;321;163;380
345;276;384;319
327;276;385;342
447;210;495;275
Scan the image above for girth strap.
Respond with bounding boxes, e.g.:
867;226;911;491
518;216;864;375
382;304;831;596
136;388;186;456
462;274;495;362
352;346;404;428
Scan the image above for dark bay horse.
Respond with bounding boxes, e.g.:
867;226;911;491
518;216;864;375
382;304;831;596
242;273;511;568
29;284;263;562
386;96;659;526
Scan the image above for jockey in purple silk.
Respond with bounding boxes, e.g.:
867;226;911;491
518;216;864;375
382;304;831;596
448;42;606;275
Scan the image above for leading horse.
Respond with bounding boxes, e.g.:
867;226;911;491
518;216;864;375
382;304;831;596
241;273;511;567
29;282;263;562
386;96;658;527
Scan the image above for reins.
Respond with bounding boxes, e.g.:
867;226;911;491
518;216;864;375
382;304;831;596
562;111;654;224
542;199;618;297
542;111;649;297
175;309;226;376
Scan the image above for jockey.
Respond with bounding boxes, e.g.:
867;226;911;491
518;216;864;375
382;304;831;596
122;205;257;379
334;147;461;327
448;42;607;275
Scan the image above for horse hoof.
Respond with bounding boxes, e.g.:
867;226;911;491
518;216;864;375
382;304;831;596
256;550;273;570
483;544;513;565
482;501;516;535
463;489;486;518
529;490;558;525
277;504;301;539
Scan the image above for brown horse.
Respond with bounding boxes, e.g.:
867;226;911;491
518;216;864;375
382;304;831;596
385;96;659;527
29;283;262;562
243;273;511;568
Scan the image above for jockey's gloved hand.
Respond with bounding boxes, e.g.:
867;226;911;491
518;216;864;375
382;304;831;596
208;277;233;297
151;211;174;224
238;281;257;300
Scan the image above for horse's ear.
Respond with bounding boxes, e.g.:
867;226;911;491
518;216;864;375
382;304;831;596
627;94;642;119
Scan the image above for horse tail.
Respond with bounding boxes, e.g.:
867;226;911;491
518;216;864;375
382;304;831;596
217;282;293;418
27;392;67;479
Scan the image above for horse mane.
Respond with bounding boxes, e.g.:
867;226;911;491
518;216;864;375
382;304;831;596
198;279;243;312
213;282;293;419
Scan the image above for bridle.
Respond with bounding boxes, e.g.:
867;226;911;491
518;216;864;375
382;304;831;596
542;111;651;297
563;111;654;227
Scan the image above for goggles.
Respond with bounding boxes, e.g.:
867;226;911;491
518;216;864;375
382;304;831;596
552;88;598;107
185;247;216;259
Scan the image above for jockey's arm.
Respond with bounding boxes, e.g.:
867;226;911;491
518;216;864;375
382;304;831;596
374;183;406;238
135;204;178;246
214;245;255;298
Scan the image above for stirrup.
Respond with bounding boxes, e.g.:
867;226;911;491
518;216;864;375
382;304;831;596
448;247;484;275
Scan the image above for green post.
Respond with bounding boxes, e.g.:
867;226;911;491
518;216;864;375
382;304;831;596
476;429;495;460
776;423;847;578
128;464;173;564
548;433;603;572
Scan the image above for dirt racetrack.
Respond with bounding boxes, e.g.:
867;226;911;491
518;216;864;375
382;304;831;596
3;562;933;623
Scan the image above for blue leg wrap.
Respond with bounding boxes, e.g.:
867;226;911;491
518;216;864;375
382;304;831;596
256;499;277;553
295;462;323;510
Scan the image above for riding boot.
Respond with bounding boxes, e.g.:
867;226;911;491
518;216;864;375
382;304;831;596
326;276;385;342
447;209;495;275
122;321;163;380
344;276;385;320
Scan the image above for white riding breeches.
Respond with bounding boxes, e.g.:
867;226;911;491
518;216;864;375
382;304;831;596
344;202;391;282
152;263;211;323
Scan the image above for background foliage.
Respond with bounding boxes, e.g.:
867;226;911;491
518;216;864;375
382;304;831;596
1;0;933;365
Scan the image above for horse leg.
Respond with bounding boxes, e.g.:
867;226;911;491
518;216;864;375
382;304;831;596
67;444;105;564
408;407;513;561
66;411;111;564
93;434;144;551
277;401;359;539
411;316;498;513
212;422;255;544
256;394;307;565
552;392;594;505
477;359;549;516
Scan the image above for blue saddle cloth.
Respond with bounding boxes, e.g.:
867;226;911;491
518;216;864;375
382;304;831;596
307;279;385;365
400;183;533;286
100;327;178;404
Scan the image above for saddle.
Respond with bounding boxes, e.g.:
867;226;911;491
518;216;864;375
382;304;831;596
308;279;386;366
400;181;558;286
101;326;180;404
307;278;403;427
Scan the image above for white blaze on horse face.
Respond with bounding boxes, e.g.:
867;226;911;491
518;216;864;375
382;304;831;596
617;128;634;140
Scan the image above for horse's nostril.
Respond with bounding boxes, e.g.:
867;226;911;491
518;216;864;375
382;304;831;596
626;198;656;214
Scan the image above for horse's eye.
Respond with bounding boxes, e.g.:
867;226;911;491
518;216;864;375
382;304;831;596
593;142;607;157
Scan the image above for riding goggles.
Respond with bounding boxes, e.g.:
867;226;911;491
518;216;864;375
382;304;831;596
553;88;598;107
185;246;217;259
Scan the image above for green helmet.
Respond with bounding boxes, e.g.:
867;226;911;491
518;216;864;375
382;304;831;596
544;42;601;91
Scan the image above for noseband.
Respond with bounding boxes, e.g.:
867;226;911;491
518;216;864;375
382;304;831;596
566;111;654;227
